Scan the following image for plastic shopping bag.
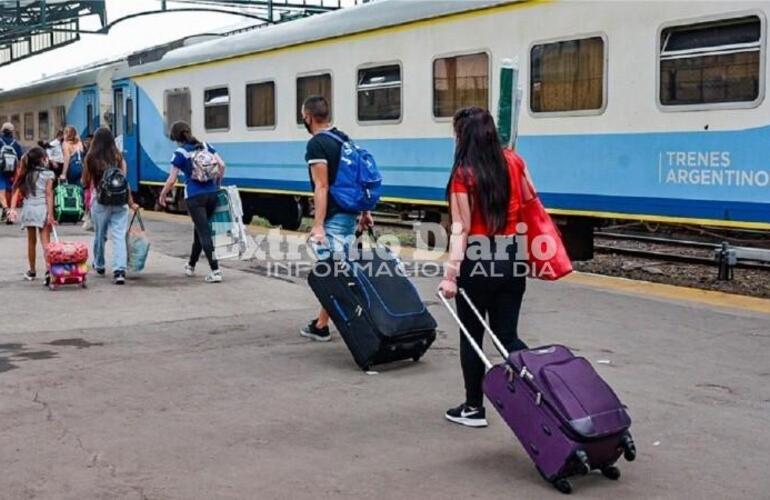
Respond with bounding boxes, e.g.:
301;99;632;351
127;210;150;272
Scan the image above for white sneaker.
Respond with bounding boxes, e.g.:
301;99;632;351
204;270;223;283
184;264;195;277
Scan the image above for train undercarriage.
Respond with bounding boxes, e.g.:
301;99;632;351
135;185;596;261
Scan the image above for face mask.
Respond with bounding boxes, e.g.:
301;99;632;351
303;117;313;135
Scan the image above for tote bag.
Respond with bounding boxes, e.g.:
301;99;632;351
516;158;573;280
127;210;150;273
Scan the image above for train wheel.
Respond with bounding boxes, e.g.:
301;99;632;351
275;197;303;231
281;198;302;231
137;185;157;210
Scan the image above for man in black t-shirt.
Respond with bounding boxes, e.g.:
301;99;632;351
300;95;373;342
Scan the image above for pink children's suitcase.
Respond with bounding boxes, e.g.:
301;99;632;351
45;226;88;290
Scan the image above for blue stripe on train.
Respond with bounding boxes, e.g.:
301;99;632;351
130;81;770;224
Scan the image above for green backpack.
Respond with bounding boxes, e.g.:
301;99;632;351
54;183;84;223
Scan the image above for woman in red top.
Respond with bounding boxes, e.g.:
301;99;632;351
439;106;529;428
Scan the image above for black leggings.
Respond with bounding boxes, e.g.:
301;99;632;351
457;242;527;408
187;191;219;271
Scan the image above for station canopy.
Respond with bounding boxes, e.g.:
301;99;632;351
0;0;352;68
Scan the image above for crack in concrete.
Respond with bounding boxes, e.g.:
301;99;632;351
30;389;132;491
32;391;54;422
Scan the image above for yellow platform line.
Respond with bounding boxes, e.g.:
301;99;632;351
141;210;770;315
564;272;770;316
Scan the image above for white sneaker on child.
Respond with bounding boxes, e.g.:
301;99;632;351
204;270;222;283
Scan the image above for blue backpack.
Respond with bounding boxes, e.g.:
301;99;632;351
321;131;382;212
68;150;84;182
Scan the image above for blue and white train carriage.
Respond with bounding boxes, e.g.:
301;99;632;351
0;61;119;151
1;0;768;257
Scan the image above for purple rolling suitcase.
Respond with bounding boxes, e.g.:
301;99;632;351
439;290;636;494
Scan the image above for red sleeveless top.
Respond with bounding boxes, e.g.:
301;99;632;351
449;149;525;236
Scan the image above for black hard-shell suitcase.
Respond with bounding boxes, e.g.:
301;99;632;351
308;239;436;370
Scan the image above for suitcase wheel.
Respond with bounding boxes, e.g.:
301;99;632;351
574;449;590;475
621;434;637;462
553;478;572;495
601;465;621;480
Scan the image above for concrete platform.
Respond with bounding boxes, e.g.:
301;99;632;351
1;214;769;500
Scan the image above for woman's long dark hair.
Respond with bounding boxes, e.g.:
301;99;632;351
446;107;510;234
83;127;122;187
12;147;47;198
169;121;203;150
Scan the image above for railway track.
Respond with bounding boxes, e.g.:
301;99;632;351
371;211;417;230
594;231;770;271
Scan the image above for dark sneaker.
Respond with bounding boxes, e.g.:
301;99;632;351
23;270;36;281
94;266;106;276
113;270;126;285
299;319;331;342
445;403;488;428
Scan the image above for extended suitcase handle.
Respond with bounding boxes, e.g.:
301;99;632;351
458;288;510;360
437;291;492;370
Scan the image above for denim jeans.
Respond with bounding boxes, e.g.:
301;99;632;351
313;212;357;259
91;201;129;272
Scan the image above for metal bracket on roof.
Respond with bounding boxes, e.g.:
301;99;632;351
1;1;361;68
0;1;106;67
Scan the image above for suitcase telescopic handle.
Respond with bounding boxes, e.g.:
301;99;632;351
50;225;59;243
437;291;492;370
458;288;510;360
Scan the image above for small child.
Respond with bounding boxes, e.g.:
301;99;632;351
7;147;56;281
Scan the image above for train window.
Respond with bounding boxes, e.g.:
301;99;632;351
38;111;50;141
24;112;34;140
10;114;20;138
296;73;332;124
114;89;125;136
433;52;489;118
53;106;66;133
204;87;230;131
660;16;762;107
165;88;191;134
126;98;134;135
86;104;94;135
530;37;605;114
358;64;401;122
246;81;276;128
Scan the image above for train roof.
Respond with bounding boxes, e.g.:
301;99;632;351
0;0;519;101
118;0;519;79
0;59;123;102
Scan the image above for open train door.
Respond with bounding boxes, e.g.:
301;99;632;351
112;79;140;192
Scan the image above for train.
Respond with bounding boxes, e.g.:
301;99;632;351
1;0;768;259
